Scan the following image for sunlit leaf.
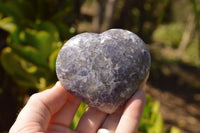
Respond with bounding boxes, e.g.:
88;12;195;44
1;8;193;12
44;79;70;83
49;48;60;71
8;26;22;46
148;113;163;133
139;95;164;133
152;23;183;48
35;22;60;42
0;47;39;88
0;17;16;33
166;127;180;133
70;102;88;130
12;45;46;66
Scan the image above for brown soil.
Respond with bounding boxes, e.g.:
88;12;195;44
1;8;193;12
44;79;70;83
146;84;200;133
147;43;200;133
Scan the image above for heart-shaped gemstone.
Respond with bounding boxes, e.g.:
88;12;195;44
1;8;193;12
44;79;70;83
56;29;151;114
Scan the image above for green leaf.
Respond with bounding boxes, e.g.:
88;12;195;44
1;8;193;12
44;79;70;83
49;48;60;71
166;127;180;133
35;22;60;41
152;101;160;113
0;47;39;88
150;113;163;133
150;101;160;122
8;26;22;45
70;103;88;130
152;23;183;48
0;1;34;27
21;28;60;61
12;45;47;66
139;94;164;133
0;17;16;33
0;1;24;20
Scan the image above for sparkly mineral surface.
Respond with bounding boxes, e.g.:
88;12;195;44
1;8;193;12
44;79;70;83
56;29;151;114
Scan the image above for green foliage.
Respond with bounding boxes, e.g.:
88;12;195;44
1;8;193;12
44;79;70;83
138;95;180;133
68;95;164;132
67;95;180;133
0;0;77;90
138;94;164;133
186;37;200;66
0;21;61;89
190;0;200;58
152;23;183;48
70;102;88;130
166;127;180;133
0;0;80;131
0;0;75;27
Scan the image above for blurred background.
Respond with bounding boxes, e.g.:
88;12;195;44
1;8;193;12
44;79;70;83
0;0;199;133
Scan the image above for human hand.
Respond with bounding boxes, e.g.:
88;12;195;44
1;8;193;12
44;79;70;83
9;80;147;133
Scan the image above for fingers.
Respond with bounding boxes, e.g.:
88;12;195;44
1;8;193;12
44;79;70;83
35;81;69;114
115;89;146;133
47;93;81;129
76;73;149;133
9;82;76;132
99;90;146;133
76;107;107;133
100;107;124;132
10;72;148;133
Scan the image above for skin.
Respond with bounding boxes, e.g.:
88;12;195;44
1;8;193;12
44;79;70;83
9;75;148;133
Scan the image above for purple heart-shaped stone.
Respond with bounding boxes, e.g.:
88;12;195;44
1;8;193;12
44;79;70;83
56;29;151;114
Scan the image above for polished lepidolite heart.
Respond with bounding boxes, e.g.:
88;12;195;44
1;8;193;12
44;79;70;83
56;29;151;114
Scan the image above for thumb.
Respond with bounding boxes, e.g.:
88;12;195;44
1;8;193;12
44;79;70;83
9;82;69;133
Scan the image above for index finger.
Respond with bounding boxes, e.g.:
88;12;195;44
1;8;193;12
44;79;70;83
115;89;146;133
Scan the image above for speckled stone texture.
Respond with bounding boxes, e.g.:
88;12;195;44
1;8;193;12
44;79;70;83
56;29;151;114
